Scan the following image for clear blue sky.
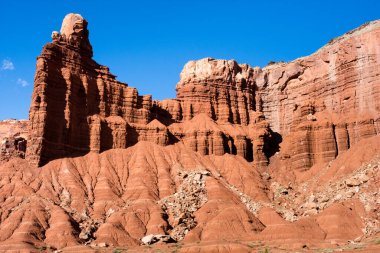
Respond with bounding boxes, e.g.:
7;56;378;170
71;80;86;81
1;0;379;120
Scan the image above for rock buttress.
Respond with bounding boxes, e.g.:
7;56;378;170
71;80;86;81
257;21;380;170
27;13;271;167
27;14;153;166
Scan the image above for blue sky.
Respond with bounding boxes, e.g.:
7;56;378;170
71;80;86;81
1;0;379;120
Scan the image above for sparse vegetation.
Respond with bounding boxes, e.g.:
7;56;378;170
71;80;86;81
113;248;128;253
267;60;285;66
319;249;334;253
274;185;287;197
328;37;337;44
258;247;270;253
247;243;255;248
247;242;260;248
171;242;183;253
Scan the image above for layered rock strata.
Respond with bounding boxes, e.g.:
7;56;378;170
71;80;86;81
256;21;380;170
174;58;261;124
27;13;270;167
27;14;167;166
257;21;380;135
0;120;28;163
2;13;380;252
0;143;268;250
26;14;380;171
1;139;380;251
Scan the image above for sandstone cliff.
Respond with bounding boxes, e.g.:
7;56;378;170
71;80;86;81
27;13;270;167
257;21;380;170
175;58;260;124
27;14;166;166
0;119;28;163
1;13;380;252
27;15;380;170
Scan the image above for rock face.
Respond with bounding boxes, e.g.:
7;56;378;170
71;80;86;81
258;21;380;134
256;21;380;170
175;58;260;124
0;120;28;164
27;15;380;171
2;13;380;252
28;14;157;166
26;13;271;167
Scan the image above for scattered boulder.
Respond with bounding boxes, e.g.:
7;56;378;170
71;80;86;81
97;242;107;248
159;170;209;241
141;234;175;245
306;114;317;121
345;178;361;187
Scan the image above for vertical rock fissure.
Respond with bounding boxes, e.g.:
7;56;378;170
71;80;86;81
332;124;339;158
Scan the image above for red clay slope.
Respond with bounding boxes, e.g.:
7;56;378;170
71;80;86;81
0;13;379;252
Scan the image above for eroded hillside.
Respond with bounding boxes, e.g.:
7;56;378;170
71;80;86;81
0;13;379;252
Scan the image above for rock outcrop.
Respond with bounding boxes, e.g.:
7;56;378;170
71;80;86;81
26;15;380;170
1;13;380;252
26;13;271;167
27;14;162;166
0;120;28;164
256;21;380;169
258;21;380;135
175;58;260;124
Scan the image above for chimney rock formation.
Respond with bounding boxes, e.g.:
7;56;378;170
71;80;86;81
1;13;380;252
27;13;271;167
26;14;380;171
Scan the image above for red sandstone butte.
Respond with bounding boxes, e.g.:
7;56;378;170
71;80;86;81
26;13;271;168
0;13;379;252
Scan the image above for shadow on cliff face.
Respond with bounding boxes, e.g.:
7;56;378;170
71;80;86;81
246;139;254;162
100;122;114;152
150;105;177;126
167;132;180;145
126;126;139;147
263;130;282;159
37;47;70;166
